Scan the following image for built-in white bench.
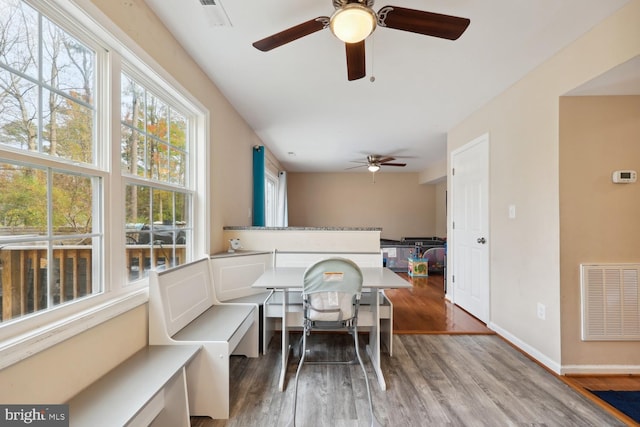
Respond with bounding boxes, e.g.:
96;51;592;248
273;250;383;268
205;250;394;356
67;345;200;427
209;251;274;353
149;258;259;420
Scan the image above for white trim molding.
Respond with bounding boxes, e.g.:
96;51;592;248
489;322;562;375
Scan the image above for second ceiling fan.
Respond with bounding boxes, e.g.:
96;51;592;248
347;155;406;172
252;0;470;81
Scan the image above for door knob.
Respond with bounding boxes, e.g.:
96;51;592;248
477;237;486;244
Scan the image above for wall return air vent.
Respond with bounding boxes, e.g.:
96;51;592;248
581;264;640;341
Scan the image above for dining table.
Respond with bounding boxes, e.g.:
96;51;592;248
252;266;411;391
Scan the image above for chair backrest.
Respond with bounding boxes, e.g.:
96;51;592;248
302;257;363;322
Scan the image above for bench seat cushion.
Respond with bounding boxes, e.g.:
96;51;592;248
172;304;255;342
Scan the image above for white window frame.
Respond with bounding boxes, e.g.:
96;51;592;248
119;65;195;284
0;0;209;369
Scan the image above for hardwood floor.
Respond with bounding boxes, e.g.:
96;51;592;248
190;271;638;426
385;272;493;334
388;272;640;426
191;334;625;427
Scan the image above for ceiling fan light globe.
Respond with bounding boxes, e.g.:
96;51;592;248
330;4;376;44
368;164;380;172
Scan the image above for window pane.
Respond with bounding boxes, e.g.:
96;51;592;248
0;162;48;236
120;127;146;176
169;146;186;185
170;108;186;147
125;184;189;282
41;16;95;105
43;88;94;162
52;238;99;305
120;75;146;177
52;171;94;236
120;75;145;130
146;92;167;140
169;108;187;185
0;0;95;163
0;71;38;151
0;167;102;323
120;73;188;187
0;0;39;80
125;184;150;232
0;240;49;320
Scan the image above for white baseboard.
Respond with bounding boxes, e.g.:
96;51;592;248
488;322;562;374
490;322;640;375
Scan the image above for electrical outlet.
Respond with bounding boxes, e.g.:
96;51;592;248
537;303;546;320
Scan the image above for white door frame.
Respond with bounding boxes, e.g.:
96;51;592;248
448;133;490;323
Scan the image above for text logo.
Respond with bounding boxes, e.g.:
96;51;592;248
0;405;68;426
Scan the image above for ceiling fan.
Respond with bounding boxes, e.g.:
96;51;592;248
347;154;406;172
252;0;470;81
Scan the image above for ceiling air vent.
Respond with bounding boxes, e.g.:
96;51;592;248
198;0;231;26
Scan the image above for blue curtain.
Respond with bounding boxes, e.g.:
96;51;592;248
252;146;265;226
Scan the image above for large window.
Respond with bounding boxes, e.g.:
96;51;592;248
0;0;102;323
121;73;192;282
0;0;202;338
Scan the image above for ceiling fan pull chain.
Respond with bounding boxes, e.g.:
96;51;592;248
370;32;375;82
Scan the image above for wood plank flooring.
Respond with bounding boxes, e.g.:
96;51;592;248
191;334;624;427
190;271;637;426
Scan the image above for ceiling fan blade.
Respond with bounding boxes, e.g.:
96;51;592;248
378;6;470;40
345;164;367;170
377;156;396;164
345;41;366;81
381;162;406;167
253;17;329;52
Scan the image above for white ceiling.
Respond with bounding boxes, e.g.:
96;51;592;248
143;0;630;173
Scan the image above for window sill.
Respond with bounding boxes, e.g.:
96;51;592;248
0;289;149;370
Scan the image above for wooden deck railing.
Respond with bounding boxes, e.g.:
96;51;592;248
0;245;185;322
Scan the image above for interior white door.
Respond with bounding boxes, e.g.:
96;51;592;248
450;134;490;323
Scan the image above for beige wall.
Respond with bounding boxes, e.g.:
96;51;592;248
559;95;640;367
287;172;439;241
448;0;640;372
0;306;147;403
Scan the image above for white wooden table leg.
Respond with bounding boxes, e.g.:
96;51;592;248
365;290;386;391
279;289;290;392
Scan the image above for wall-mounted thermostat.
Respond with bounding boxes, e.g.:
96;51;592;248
612;170;637;183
